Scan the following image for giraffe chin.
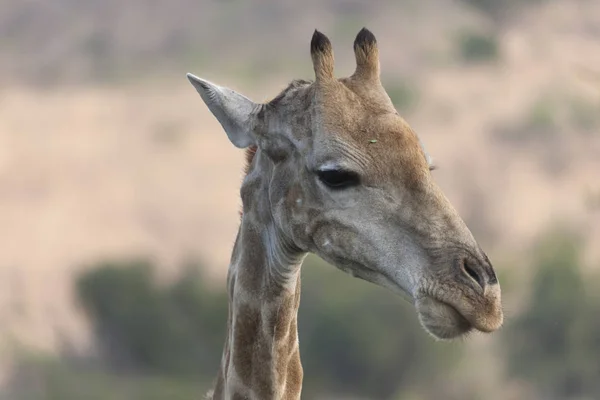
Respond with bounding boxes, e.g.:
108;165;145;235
415;296;475;340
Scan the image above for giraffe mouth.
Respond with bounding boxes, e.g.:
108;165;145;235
329;256;502;339
414;296;473;340
414;289;503;340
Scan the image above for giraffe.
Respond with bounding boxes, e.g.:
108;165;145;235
187;28;503;400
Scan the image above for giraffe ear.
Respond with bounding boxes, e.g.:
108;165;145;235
187;73;257;148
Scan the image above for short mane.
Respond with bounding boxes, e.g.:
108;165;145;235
244;146;258;176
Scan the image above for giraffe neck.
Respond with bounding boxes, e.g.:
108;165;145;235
211;213;306;400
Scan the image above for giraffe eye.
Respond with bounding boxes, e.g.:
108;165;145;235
316;169;360;189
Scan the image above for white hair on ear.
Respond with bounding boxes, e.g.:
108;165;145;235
187;73;258;149
419;137;437;170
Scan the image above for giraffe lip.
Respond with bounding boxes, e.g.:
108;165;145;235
415;296;474;340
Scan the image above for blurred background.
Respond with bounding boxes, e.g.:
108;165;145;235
0;0;599;399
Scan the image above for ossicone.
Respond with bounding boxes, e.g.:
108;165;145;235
310;29;335;82
352;27;380;82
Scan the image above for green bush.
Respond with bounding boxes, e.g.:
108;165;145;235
459;0;550;25
76;259;227;377
503;229;600;399
457;31;499;63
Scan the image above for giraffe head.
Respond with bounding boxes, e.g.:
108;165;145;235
187;28;502;340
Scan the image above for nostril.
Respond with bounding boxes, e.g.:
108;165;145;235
488;268;498;285
462;260;485;290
